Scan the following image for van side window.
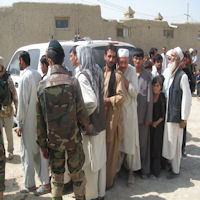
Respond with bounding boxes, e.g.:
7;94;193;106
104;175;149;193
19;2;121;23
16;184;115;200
28;49;40;70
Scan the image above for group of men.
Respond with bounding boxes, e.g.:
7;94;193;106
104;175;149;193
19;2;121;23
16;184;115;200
0;40;192;200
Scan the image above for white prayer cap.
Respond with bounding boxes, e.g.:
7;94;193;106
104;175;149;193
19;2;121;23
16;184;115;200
174;47;184;61
0;56;4;67
189;48;194;54
118;48;129;58
166;49;172;57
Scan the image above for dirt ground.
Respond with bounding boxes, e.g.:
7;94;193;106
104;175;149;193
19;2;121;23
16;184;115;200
3;95;200;200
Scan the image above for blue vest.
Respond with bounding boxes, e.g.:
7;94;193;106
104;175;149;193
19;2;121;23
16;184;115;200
167;68;185;123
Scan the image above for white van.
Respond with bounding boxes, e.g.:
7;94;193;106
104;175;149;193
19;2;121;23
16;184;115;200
7;38;136;92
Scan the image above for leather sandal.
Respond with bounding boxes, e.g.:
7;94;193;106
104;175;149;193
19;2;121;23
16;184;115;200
20;186;36;193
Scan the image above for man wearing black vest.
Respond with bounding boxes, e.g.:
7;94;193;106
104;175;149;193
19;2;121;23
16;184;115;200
162;47;192;179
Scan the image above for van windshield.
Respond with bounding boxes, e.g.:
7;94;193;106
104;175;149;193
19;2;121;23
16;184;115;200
8;49;40;75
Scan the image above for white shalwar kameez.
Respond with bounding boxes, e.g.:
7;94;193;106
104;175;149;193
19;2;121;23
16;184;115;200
75;66;107;200
118;65;141;171
152;65;159;78
17;66;42;188
161;53;168;73
162;68;192;174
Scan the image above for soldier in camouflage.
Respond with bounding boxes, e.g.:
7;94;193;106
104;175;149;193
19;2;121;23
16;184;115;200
36;40;89;200
0;129;5;200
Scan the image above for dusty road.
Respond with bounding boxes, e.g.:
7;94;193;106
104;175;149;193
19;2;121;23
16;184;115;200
3;95;200;200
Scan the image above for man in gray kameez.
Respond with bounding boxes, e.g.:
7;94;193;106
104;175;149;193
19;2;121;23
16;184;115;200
133;48;153;178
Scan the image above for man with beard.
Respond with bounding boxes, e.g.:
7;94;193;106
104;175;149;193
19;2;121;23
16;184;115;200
104;45;125;188
117;49;141;186
162;47;192;179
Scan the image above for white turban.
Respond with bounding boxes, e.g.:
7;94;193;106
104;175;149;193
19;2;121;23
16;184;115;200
118;48;129;58
174;47;184;61
166;49;172;57
189;48;194;54
0;56;4;67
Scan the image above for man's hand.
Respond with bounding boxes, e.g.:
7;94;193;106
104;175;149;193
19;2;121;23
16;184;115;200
16;128;22;137
152;121;159;128
179;120;186;129
116;69;129;90
42;149;49;160
152;118;163;128
104;98;110;105
116;69;122;75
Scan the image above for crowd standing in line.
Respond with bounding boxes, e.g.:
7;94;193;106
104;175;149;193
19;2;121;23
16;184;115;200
0;40;197;200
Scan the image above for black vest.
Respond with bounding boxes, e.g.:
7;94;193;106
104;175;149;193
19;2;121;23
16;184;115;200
167;68;185;123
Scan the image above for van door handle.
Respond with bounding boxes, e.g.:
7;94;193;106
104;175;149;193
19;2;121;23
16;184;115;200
15;82;18;88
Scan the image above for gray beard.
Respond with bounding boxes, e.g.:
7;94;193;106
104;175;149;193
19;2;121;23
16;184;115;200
168;61;177;74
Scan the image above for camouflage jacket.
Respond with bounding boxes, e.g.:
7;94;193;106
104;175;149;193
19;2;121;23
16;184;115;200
36;64;89;152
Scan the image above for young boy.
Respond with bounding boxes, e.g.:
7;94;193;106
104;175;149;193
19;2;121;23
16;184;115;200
150;76;166;178
133;48;153;178
152;54;163;78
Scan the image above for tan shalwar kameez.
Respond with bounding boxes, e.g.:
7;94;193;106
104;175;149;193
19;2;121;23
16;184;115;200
104;66;125;188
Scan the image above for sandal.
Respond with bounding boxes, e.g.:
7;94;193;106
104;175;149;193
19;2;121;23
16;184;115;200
34;185;51;196
8;153;14;160
20;186;36;193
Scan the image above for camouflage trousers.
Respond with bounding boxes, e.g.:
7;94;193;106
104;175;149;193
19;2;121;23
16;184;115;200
49;143;86;200
0;132;5;192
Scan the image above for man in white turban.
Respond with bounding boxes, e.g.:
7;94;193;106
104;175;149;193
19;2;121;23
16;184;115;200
162;47;192;179
117;49;141;186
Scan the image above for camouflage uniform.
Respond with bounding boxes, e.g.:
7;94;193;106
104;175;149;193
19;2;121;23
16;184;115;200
0;129;5;192
37;65;89;200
